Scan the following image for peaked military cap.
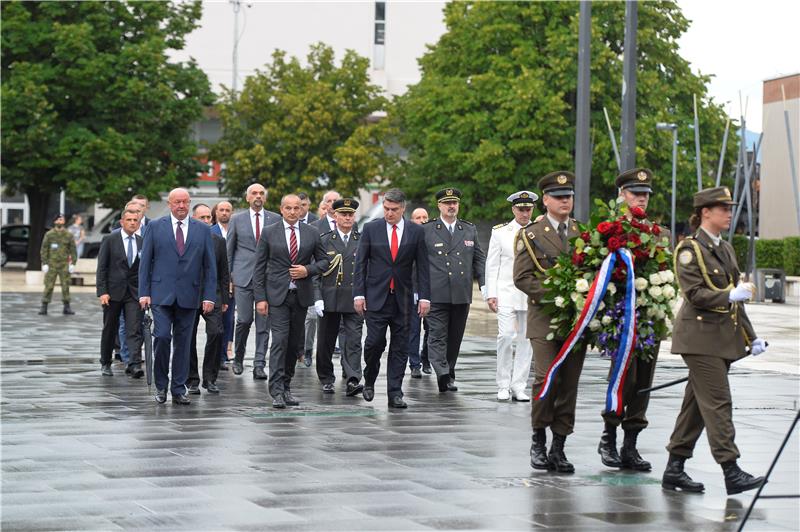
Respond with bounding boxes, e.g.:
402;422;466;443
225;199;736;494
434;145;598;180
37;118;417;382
615;167;653;194
332;198;359;213
507;190;539;207
693;186;737;208
538;171;575;197
436;188;462;202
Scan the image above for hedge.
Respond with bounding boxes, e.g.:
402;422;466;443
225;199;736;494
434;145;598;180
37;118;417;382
730;234;800;276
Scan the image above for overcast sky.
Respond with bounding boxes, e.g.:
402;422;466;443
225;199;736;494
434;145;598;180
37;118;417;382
180;1;798;134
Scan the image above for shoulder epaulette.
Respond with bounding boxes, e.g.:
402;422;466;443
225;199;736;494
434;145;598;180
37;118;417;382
320;229;335;237
459;219;474;226
423;218;437;225
492;221;510;230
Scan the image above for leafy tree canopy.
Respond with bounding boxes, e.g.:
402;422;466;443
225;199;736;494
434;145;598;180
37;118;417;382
392;1;736;223
1;0;213;267
212;43;391;209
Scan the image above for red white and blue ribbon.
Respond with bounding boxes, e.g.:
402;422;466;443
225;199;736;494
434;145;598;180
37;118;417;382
605;249;637;415
535;248;637;416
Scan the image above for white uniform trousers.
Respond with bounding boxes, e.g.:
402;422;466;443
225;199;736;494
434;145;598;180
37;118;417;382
496;306;533;394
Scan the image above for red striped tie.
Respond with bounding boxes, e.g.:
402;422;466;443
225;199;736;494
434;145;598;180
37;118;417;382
289;225;298;263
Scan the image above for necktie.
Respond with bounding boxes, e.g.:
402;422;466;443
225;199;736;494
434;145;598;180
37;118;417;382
126;235;134;267
390;224;398;291
449;224;454;235
254;212;261;242
176;221;185;255
558;222;568;247
289;225;298;263
331;219;337;232
343;233;349;246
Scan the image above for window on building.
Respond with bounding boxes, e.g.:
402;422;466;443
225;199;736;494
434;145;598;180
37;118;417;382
374;1;385;45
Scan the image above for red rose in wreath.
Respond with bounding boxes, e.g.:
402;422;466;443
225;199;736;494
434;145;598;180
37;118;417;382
597;221;613;235
652;224;662;236
572;251;585;266
607;236;623;252
630;206;647;219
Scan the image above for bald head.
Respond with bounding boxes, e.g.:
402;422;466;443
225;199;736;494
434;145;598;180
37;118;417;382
167;188;191;220
411;208;429;224
246;183;267;211
320;190;341;216
280;194;302;224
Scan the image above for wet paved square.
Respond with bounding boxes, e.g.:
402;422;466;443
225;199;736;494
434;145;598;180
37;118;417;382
1;292;798;530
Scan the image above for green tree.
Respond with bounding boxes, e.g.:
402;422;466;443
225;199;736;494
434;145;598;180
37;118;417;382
1;1;213;268
212;44;391;209
392;1;736;225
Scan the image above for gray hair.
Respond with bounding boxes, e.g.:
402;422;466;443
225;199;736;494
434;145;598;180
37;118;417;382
383;188;406;205
121;208;141;218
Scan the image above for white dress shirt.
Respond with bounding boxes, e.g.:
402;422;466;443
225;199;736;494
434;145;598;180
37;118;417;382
324;215;337;232
337;228;352;243
120;229;139;260
218;224;228;240
386;218;404;244
283;219;300;288
170;214;188;241
250;208;264;239
700;226;721;246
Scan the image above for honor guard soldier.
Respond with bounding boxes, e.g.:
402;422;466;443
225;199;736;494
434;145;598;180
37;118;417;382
598;168;672;471
423;188;486;393
662;187;767;495
513;171;584;473
38;213;78;315
486;191;537;401
314;198;366;397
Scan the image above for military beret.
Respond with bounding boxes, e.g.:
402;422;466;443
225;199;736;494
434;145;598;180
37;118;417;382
693;186;736;208
615;167;653;194
436;188;462;202
538;171;575;197
507;190;539;207
332;198;359;213
53;213;66;223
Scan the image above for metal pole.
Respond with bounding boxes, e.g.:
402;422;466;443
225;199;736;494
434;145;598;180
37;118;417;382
731;132;762;246
693;94;703;191
671;128;677;247
574;1;592;223
232;0;241;95
620;1;638;171
603;107;622;172
715;117;731;187
729;119;746;243
59;189;65;214
782;85;800;232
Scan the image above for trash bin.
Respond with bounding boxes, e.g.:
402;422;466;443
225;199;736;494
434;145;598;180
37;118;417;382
755;268;786;303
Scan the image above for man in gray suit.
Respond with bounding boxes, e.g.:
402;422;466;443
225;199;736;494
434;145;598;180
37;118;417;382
423;188;487;393
254;194;330;408
226;183;279;378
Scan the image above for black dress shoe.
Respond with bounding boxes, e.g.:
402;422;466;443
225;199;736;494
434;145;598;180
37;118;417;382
101;364;113;376
130;367;144;379
232;361;244;375
422;364;432;374
172;394;191;405
322;383;335;394
155;389;167;404
202;381;220;394
346;381;364;397
410;367;422;379
187;384;201;395
125;365;133;376
253;366;268;380
283;391;300;406
272;395;286;409
437;375;457;392
363;387;375;402
303;349;313;367
388;396;407;409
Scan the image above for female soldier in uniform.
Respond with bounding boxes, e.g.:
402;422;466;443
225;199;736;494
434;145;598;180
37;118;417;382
662;186;768;495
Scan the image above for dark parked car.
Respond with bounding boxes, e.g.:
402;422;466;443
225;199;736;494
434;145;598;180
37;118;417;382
1;224;30;266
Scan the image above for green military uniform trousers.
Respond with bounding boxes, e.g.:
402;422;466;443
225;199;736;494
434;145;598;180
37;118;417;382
530;338;586;436
601;344;659;431
42;266;71;304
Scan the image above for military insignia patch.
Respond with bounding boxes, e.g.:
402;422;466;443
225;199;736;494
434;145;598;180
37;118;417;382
679;250;693;265
516;239;524;252
557;174;567;184
637;171;648;181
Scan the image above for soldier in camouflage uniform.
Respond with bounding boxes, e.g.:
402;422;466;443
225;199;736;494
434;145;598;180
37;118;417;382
38;214;77;315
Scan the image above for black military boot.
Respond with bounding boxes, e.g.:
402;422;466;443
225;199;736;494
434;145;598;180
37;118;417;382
620;429;651;471
548;432;575;473
530;429;551;470
37;303;48;315
598;423;623;468
662;454;704;493
722;461;765;495
62;302;75;315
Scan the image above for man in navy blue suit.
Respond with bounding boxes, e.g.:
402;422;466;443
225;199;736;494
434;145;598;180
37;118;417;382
139;188;217;405
353;188;430;409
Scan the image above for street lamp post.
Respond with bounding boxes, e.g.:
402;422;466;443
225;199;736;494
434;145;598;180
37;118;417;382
657;122;678;248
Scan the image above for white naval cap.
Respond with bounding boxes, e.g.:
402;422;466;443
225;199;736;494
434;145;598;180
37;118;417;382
506;190;539;207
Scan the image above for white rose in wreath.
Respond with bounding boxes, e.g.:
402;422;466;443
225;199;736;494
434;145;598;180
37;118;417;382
601;315;613;325
589;319;602;331
555;296;566;308
659;270;675;284
649;272;663;286
606;282;617;295
575;278;590;293
634;277;648;291
661;285;676;300
648;286;663;300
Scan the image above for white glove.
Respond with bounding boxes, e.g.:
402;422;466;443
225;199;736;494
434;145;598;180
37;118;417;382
41;264;49;273
729;283;753;302
314;300;324;317
413;292;419;305
68;264;75;274
750;338;768;356
480;285;488;301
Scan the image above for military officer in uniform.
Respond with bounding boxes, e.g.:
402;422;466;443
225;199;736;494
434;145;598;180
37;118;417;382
314;198;365;396
38;214;78;316
486;191;537;401
423;188;486;393
662;186;767;495
513;171;583;473
598;168;672;472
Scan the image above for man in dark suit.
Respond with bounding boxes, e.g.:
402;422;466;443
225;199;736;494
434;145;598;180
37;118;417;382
97;208;144;377
314;198;364;396
211;201;235;370
298;192;319;225
254;194;330;408
139;188;217;405
227;184;280;378
187;204;231;395
354;188;431;409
